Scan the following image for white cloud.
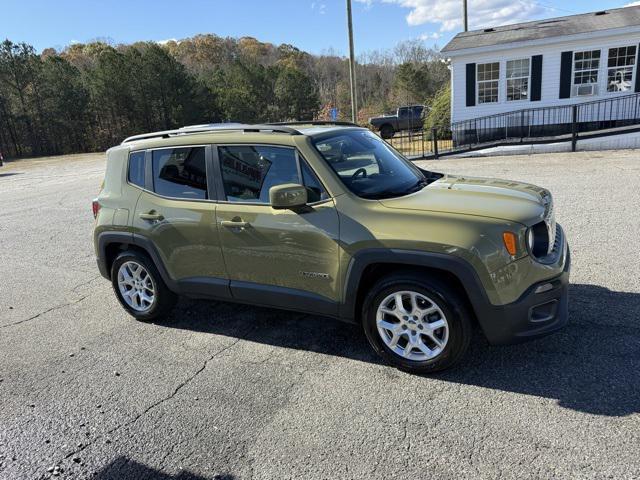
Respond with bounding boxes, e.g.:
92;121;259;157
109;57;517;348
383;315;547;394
157;38;178;45
359;0;548;32
311;2;327;15
419;32;442;40
625;1;640;6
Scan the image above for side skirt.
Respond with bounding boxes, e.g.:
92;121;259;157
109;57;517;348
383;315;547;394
176;277;342;320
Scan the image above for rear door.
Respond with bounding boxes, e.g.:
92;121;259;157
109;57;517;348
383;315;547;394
212;143;340;316
132;145;230;298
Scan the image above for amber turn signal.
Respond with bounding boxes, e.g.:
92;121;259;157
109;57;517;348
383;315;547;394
502;232;518;256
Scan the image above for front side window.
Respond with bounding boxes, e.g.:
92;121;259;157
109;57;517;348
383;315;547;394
607;46;637;92
219;146;299;203
300;161;329;203
477;62;500;104
312;129;426;199
128;151;145;188
506;58;530;101
573;50;600;96
152;147;207;200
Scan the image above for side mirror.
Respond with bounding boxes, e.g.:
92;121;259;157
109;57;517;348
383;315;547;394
269;183;308;209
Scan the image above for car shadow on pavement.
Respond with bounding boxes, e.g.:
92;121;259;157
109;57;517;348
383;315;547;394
93;456;233;480
0;172;22;178
158;283;640;417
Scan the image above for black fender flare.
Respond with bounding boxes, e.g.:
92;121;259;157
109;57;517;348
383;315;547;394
96;232;178;291
339;248;491;323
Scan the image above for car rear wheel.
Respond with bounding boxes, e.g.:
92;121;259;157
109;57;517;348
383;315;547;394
362;274;472;373
111;250;177;321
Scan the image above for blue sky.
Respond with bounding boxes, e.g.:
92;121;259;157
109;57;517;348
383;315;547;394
2;0;638;55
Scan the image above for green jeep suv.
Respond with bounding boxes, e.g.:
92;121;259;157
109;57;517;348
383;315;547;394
93;123;570;373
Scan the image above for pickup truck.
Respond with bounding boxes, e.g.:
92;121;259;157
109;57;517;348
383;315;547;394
369;105;426;139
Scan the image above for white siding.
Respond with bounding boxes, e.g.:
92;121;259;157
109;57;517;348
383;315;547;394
450;29;640;124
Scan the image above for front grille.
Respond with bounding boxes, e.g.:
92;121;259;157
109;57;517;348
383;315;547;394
549;225;562;256
530;192;562;263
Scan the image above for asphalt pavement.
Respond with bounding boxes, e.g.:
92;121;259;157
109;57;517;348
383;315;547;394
0;150;639;479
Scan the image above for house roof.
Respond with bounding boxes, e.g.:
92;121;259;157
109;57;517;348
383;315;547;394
442;5;640;53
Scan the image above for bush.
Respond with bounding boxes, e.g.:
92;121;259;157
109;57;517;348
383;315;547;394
424;84;451;138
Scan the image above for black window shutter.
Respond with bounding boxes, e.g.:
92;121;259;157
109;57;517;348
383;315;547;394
635;43;640;92
559;51;573;99
466;63;476;107
530;55;543;101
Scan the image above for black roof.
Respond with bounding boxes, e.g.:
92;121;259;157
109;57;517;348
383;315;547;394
442;5;640;53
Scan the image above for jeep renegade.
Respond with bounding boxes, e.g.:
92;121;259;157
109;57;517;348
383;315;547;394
93;123;570;373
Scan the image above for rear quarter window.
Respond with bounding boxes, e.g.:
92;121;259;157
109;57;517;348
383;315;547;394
128;151;145;188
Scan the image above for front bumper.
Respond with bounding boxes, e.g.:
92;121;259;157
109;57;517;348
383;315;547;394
478;247;571;345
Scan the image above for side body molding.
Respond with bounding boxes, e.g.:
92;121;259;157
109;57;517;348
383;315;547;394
96;232;335;313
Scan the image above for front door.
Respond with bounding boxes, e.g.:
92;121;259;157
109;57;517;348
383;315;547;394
132;145;229;297
213;144;340;316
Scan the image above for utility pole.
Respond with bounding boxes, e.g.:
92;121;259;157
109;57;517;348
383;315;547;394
463;0;468;32
346;0;358;123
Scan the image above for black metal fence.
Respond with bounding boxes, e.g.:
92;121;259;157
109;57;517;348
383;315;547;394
388;91;640;158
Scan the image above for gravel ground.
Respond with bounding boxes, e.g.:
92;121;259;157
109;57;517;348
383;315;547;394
0;150;639;479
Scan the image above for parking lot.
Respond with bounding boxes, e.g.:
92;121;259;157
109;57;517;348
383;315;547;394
1;150;639;479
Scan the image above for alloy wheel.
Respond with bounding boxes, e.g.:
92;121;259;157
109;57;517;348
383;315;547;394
376;290;449;361
117;261;156;312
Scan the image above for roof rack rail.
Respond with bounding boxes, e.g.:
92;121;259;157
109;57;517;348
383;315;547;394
267;121;360;127
121;124;301;144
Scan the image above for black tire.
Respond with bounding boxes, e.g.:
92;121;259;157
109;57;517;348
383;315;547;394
362;273;472;374
379;124;395;139
110;250;177;321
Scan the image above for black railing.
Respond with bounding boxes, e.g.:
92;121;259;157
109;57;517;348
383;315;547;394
388;91;640;158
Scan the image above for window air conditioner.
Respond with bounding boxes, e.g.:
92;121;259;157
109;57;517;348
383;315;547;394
573;84;596;97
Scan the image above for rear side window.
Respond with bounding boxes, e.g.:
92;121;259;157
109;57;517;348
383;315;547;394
219;145;299;203
128;151;145;188
152;147;207;200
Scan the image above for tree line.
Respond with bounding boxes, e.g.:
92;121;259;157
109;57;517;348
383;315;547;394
0;35;450;158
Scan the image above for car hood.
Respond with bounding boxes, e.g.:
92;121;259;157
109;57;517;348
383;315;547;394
379;175;550;225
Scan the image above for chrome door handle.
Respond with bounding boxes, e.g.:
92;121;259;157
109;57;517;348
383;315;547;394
221;220;250;228
139;212;164;221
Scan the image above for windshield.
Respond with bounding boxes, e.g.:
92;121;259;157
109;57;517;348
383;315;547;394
312;129;427;199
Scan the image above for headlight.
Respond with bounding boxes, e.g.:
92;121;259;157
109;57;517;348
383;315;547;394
527;222;550;259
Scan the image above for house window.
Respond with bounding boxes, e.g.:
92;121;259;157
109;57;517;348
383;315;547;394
506;58;530;101
477;62;500;104
573;50;600;96
607;46;637;92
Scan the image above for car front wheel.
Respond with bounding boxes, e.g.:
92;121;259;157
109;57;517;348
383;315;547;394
362;274;472;373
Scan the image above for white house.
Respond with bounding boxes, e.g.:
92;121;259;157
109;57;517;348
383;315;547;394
442;5;640;140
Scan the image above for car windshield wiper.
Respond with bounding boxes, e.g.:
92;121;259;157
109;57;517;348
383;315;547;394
359;179;427;200
406;179;428;193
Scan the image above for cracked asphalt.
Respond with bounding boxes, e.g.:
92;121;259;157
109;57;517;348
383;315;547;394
1;150;639;479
